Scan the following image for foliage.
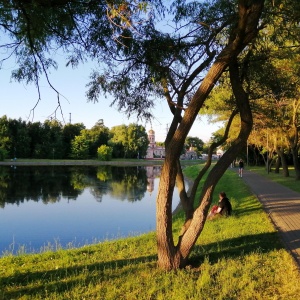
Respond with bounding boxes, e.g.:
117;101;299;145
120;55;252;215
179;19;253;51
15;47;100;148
62;123;85;158
0;148;7;161
185;136;204;154
88;121;110;157
109;124;148;158
0;116;148;160
0;0;153;118
97;145;113;161
201;3;300;177
70;134;90;159
0;116;10;155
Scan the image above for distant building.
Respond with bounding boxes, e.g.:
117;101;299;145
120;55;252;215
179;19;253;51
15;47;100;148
182;146;198;160
146;129;165;159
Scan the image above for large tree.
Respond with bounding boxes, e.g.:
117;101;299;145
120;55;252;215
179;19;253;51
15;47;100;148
1;0;298;270
200;5;300;178
185;136;204;154
90;0;265;270
109;123;148;158
242;22;300;178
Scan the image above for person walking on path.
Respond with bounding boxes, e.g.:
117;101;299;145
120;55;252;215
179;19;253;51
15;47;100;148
240;169;300;270
238;159;244;177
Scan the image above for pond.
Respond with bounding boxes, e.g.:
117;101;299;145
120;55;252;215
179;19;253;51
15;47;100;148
0;165;180;256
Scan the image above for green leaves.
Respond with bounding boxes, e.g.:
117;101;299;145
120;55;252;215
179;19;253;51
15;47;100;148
109;124;148;158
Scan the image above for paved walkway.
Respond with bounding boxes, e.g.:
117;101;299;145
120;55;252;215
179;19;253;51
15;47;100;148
240;169;300;269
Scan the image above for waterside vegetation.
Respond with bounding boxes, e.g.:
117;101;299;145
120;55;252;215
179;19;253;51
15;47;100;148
1;165;300;299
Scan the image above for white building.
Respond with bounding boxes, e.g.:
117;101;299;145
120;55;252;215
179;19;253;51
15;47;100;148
181;146;198;160
146;129;165;159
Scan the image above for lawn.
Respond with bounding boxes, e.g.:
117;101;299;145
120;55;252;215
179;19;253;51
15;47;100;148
1;165;300;299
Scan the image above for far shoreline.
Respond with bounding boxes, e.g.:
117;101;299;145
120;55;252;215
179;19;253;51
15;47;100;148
0;158;200;166
0;159;163;166
0;159;201;166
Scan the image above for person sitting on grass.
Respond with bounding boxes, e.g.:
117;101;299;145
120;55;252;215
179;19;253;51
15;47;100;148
208;192;232;219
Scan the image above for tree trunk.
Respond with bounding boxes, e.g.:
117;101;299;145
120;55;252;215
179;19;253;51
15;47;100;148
276;146;289;177
287;123;300;180
156;0;264;270
274;156;280;173
291;146;300;180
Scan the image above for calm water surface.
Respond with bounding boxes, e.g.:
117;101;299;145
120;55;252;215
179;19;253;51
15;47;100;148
0;165;179;255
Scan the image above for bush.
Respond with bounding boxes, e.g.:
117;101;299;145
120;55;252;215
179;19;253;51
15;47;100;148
97;145;113;161
0;148;7;161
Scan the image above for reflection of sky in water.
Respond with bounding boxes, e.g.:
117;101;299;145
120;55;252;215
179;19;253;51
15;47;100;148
0;177;180;255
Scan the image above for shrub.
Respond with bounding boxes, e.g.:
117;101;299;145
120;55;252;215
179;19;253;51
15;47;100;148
97;145;113;161
0;148;7;161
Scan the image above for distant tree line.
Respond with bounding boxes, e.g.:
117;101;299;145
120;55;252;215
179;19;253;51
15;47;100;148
0;116;149;160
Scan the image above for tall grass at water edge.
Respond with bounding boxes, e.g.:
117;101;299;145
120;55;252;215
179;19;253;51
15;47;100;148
1;166;300;300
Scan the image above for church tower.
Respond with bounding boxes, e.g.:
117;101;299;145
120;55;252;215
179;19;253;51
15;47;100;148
146;128;165;159
148;129;155;146
146;129;155;159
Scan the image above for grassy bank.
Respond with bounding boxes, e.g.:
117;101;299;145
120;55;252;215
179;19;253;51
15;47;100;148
1;166;300;299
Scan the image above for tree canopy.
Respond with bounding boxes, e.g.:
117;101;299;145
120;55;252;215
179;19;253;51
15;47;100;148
0;116;148;160
203;6;300;178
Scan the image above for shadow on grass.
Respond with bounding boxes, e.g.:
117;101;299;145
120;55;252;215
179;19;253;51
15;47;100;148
232;206;262;216
189;231;284;267
1;253;158;299
1;231;284;299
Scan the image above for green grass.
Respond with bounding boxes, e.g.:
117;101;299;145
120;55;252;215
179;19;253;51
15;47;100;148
247;165;300;193
1;166;300;299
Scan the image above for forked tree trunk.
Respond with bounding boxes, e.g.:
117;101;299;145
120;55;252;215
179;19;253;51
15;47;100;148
156;1;264;270
156;1;263;271
157;136;251;269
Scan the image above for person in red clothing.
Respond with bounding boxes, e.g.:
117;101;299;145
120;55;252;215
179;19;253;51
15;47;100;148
208;192;232;219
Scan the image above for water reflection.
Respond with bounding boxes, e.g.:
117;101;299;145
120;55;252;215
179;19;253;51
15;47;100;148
0;165;170;255
0;165;159;207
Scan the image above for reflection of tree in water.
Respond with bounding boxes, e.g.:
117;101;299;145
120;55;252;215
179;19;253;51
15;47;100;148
88;166;112;202
0;166;83;207
0;167;10;208
89;166;148;202
108;166;148;202
0;165;150;207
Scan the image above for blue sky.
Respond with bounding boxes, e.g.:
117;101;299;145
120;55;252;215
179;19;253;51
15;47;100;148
0;58;221;142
